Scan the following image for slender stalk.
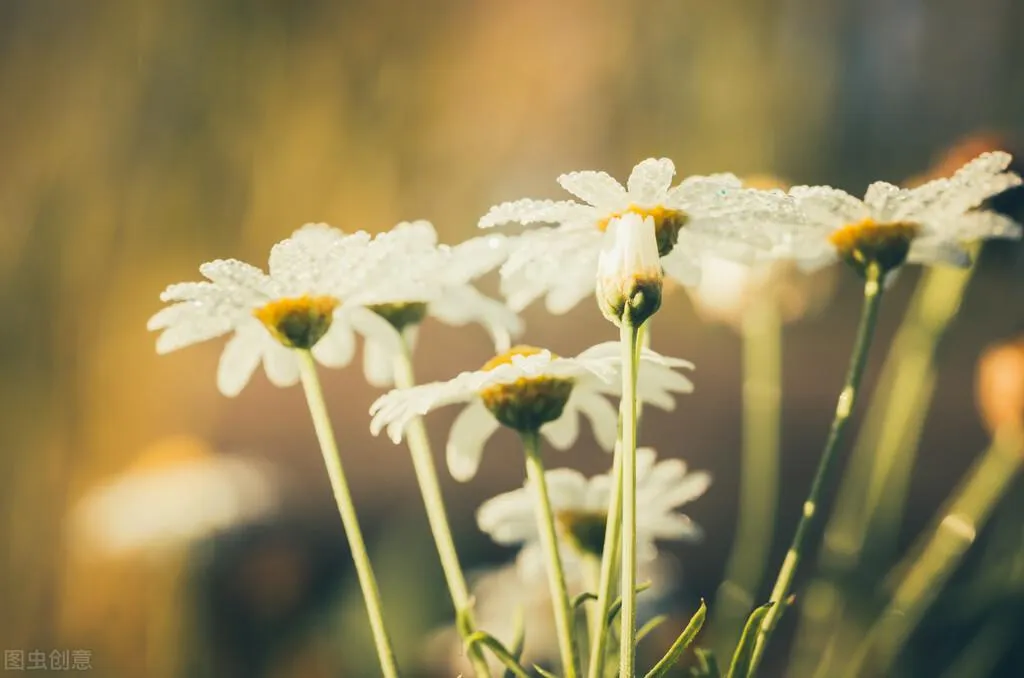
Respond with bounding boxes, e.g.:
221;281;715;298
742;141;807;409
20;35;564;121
844;427;1024;678
711;300;782;657
521;429;580;678
296;351;400;678
582;554;604;654
792;261;975;678
618;322;641;678
746;265;885;676
588;437;623;678
391;341;490;678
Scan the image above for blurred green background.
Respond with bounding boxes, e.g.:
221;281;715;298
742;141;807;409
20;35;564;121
2;0;1023;676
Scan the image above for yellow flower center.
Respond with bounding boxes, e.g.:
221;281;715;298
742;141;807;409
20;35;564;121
596;205;688;257
828;218;921;275
253;295;339;349
478;345;575;432
556;509;608;556
368;301;429;332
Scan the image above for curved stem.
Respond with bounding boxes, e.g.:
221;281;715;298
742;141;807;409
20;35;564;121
618;322;641;678
711;300;781;656
296;351;399;678
746;265;885;677
521;429;580;678
391;341;490;678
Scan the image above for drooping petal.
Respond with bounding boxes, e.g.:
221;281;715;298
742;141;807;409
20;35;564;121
476;490;539;545
311;317;357;369
154;316;234;354
262;342;300;387
362;337;396;388
541;395;581;451
216;323;266;397
573;389;618;451
446;399;500;482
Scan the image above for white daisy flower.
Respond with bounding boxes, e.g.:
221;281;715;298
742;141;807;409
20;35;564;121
356;220;523;387
780;151;1022;276
147;224;408;396
479;157;800;313
477;448;710;576
369;343;694;481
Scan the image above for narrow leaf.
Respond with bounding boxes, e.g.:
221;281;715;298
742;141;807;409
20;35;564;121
502;605;526;678
725;603;773;678
692;648;721;677
644;600;708;678
572;591;598;611
606;580;655;626
465;630;532;678
636;614;669;644
535;665;561;678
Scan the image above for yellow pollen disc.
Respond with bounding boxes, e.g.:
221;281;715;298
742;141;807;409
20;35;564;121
595;204;689;257
253;295;339;350
828;218;921;275
478;345;574;432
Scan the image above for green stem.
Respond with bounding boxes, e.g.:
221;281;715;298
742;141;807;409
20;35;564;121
521;429;580;678
746;265;885;677
792;261;975;678
844;427;1024;678
711;300;781;657
296;351;399;678
391;341;490;678
587;437;623;678
583;554;604;659
618;322;641;678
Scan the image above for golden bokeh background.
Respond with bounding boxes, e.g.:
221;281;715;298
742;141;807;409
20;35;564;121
2;1;1023;676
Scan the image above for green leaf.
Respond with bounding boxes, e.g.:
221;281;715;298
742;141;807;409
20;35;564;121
534;665;561;678
644;600;708;678
636;614;669;644
725;603;773;678
606;580;655;626
465;630;532;678
571;591;598;611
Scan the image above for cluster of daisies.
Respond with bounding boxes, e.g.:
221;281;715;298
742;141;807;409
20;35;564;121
149;152;1020;677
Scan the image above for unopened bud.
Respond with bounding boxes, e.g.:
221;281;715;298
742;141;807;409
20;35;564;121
596;213;663;327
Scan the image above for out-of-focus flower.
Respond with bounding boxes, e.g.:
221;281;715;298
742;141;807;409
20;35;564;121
976;335;1024;436
369;343;694;481
477;448;710;572
479;157;802;313
147;224;406;396
359;220;522;387
780;152;1022;278
596;213;663;327
72;436;277;557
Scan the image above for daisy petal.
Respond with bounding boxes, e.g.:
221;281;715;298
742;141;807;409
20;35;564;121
217;323;265;397
479;199;596;229
557;170;627;208
573;389;618;451
262;343;300;387
626;158;676;204
446;399;500;482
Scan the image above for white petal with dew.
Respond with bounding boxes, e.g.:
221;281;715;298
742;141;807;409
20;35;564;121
626;158;676;204
556;170;628;208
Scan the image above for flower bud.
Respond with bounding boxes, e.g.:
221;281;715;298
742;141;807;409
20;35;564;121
596;213;663;327
976;336;1024;436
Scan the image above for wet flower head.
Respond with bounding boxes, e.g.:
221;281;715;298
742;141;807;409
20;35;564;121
480;157;805;314
253;295;339;349
783;152;1022;278
369;341;695;481
478;346;576;432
